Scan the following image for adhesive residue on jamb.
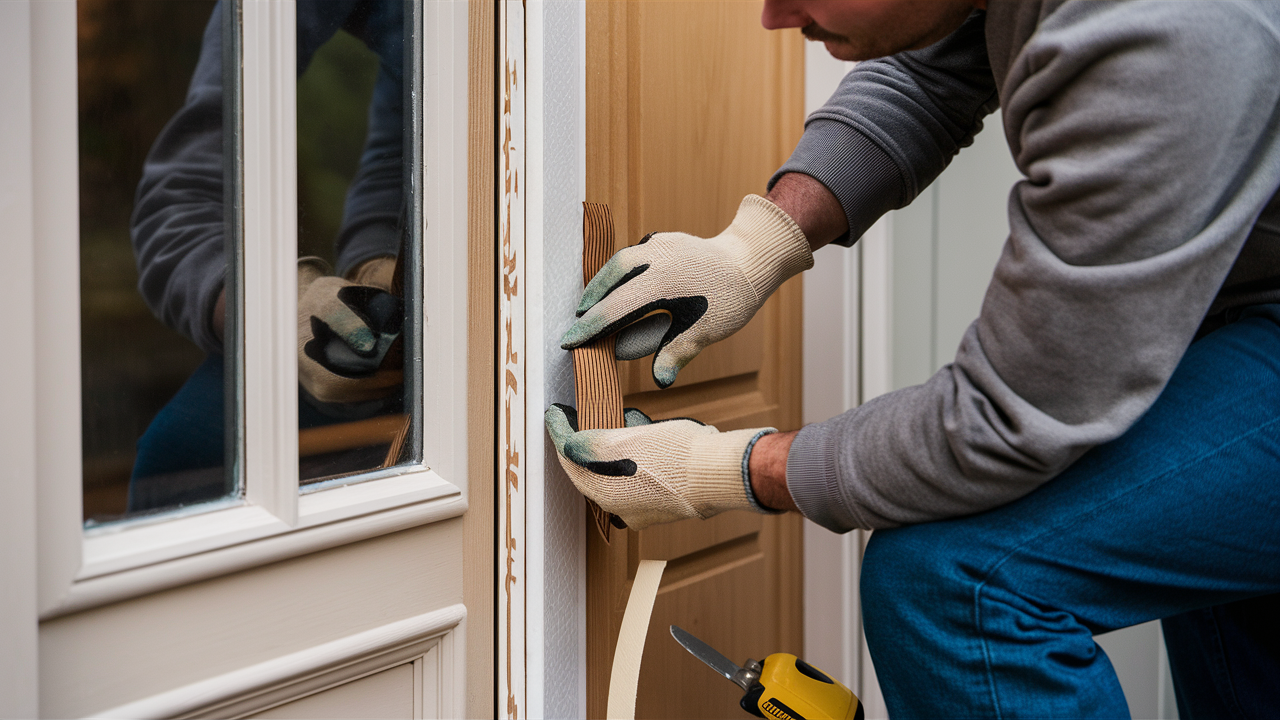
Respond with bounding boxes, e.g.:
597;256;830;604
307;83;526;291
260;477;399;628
497;2;527;718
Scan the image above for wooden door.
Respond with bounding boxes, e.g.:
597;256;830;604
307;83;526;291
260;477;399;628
585;3;806;718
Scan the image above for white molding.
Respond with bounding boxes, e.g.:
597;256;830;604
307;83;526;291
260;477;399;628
800;44;865;706
242;0;300;525
90;604;467;720
296;468;458;526
419;0;471;492
856;217;891;719
43;490;464;620
497;1;528;717
80;504;286;580
0;2;40;714
524;2;589;716
857;216;892;718
31;0;85;619
74;468;459;583
860;215;893;403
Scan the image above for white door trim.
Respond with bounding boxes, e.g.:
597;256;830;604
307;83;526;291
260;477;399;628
523;1;589;717
800;45;893;718
91;604;466;720
0;1;40;715
497;1;529;717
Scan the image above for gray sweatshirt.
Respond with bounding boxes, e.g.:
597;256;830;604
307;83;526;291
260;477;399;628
776;1;1280;532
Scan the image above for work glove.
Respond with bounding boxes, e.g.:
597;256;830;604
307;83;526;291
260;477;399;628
545;403;776;530
297;257;403;409
560;195;812;388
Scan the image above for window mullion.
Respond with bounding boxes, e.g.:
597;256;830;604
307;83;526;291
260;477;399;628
241;0;299;526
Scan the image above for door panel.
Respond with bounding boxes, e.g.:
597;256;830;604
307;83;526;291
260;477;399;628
247;663;416;720
585;3;806;718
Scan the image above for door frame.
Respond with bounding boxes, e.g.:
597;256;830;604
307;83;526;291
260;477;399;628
0;2;40;715
495;1;598;718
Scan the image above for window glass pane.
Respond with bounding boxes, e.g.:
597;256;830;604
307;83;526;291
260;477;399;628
79;0;241;525
295;1;420;487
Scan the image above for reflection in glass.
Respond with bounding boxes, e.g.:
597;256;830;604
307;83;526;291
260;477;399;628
80;0;239;524
80;1;418;523
295;2;419;486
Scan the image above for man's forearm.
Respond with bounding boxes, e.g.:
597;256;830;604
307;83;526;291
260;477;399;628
742;172;843;513
749;429;799;512
765;173;848;251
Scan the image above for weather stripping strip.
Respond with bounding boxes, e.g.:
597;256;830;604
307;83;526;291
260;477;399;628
572;202;625;541
606;559;667;720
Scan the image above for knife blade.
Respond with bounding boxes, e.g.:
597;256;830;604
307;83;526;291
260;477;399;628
670;625;744;683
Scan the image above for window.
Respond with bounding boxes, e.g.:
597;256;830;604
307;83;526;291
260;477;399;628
38;0;470;616
80;0;427;526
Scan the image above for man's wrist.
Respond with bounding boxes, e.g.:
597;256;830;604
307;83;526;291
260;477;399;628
764;173;848;252
747;429;799;513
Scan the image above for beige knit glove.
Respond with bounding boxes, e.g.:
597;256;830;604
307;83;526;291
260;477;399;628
346;255;397;291
297;257;403;406
545;403;776;530
560;195;812;388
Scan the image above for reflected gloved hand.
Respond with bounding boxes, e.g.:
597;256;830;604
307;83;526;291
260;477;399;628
545;403;776;530
297;257;403;408
560;195;812;388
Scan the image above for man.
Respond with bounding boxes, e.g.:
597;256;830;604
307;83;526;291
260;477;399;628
547;0;1280;716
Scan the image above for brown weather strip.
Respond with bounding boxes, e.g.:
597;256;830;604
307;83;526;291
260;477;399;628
573;202;625;542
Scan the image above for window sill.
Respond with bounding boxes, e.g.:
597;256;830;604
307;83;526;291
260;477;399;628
42;469;464;620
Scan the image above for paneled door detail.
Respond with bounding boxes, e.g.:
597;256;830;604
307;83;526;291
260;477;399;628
585;4;806;718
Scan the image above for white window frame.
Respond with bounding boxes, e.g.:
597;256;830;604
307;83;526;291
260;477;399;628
33;0;472;620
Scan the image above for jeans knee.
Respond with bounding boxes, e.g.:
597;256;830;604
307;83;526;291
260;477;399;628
861;524;964;627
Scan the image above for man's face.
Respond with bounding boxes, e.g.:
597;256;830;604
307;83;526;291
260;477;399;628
762;0;980;61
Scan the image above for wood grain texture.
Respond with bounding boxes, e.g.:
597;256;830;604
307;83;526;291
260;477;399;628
572;204;626;433
586;3;806;718
573;203;626;541
464;1;495;716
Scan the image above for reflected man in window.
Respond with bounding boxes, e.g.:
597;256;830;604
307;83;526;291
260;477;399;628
129;0;410;512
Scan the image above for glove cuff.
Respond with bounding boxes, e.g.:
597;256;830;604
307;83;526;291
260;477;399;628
727;195;814;298
686;427;778;518
298;256;332;298
347;255;397;291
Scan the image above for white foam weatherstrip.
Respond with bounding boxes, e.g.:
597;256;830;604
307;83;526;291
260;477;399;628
606;559;667;720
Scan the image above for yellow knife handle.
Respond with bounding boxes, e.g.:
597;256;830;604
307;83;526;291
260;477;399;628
740;653;862;720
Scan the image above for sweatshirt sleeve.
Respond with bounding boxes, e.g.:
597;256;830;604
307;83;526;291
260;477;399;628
131;2;406;349
333;0;406;275
769;11;1000;246
130;5;229;355
788;1;1280;532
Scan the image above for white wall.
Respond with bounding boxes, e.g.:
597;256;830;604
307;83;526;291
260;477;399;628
800;42;865;701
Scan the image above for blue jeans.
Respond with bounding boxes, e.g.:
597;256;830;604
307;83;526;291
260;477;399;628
129;354;362;512
860;304;1280;718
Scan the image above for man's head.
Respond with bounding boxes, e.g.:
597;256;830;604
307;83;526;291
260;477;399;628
762;0;982;61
